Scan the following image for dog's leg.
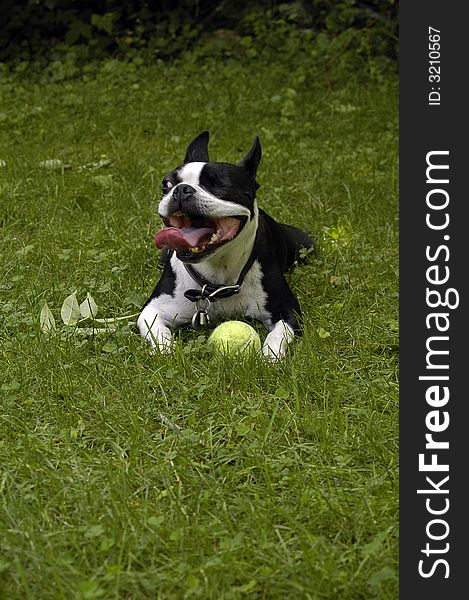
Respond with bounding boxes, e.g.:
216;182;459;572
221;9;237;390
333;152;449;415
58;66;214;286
262;320;295;362
137;302;172;352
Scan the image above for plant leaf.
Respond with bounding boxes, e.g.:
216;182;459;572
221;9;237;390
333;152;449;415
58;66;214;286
40;301;56;333
92;174;113;187
93;313;139;323
60;291;81;325
102;342;118;353
80;293;98;319
37;158;64;170
84;524;105;539
73;326;116;335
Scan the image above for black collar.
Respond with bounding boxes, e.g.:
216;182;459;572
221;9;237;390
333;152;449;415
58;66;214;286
183;231;259;304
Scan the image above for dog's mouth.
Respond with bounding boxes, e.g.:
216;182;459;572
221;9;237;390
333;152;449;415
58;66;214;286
154;213;246;260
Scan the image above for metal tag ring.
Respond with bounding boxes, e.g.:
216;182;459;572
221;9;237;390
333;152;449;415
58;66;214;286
195;297;211;312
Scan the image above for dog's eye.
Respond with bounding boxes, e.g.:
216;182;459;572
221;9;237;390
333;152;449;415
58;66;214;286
162;179;173;190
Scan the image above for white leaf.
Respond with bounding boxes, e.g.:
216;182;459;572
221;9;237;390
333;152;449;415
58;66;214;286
92;174;113;187
60;291;81;325
79;293;98;319
40;301;56;333
38;159;64;170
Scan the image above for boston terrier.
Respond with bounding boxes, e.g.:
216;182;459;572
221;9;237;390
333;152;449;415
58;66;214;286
137;131;313;361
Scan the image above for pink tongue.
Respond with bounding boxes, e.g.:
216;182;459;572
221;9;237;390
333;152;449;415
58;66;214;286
154;227;215;251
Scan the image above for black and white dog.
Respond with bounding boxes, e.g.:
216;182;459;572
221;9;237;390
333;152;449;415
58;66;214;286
138;131;313;360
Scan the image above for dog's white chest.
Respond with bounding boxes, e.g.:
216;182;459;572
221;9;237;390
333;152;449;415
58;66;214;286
172;258;271;327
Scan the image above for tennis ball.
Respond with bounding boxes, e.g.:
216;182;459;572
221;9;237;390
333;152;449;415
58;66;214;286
208;321;261;356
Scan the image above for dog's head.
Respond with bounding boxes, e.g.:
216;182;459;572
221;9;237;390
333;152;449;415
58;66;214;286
155;131;261;263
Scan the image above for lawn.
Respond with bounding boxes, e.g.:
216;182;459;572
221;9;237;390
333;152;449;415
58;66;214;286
0;50;398;599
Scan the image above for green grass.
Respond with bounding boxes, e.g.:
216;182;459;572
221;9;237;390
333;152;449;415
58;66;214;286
0;54;398;599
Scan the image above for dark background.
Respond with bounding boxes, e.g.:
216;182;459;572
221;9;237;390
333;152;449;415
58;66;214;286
0;0;398;65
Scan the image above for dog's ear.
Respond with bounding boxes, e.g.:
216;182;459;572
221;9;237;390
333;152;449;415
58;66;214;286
239;136;262;178
184;131;210;164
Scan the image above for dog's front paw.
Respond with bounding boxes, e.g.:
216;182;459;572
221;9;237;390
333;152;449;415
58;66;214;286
261;343;283;362
262;320;295;362
149;337;173;355
137;310;173;354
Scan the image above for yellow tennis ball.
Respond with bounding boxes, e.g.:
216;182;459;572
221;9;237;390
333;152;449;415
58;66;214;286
208;321;261;356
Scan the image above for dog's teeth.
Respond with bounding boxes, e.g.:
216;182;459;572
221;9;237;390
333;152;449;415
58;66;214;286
209;232;220;244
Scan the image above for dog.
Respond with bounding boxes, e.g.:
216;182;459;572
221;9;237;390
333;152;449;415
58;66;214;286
137;131;313;361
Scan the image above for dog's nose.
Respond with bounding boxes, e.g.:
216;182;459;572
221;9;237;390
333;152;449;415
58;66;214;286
173;184;195;205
